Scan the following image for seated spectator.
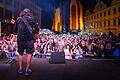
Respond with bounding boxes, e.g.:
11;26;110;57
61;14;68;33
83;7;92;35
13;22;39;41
80;40;87;56
64;45;73;60
73;45;83;59
86;44;96;57
96;44;105;58
105;41;112;58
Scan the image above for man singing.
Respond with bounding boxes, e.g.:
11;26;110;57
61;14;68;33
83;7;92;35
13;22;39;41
12;8;39;76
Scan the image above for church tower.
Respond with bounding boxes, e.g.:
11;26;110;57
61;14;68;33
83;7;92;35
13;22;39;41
52;8;62;32
70;0;84;31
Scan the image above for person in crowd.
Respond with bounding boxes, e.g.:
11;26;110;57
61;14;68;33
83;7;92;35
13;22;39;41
86;44;96;58
64;45;73;60
80;40;87;56
33;41;40;58
96;44;105;58
105;41;112;58
73;45;83;59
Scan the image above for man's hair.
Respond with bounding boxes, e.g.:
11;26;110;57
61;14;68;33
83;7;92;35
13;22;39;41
19;8;33;17
23;8;31;13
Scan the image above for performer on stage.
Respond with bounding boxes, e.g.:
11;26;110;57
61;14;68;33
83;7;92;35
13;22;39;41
12;8;39;76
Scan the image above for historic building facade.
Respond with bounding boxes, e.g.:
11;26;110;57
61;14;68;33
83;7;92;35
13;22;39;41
0;0;41;26
52;7;62;32
85;0;120;35
70;0;83;31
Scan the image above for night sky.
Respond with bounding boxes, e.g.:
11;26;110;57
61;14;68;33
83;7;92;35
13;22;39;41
32;0;112;29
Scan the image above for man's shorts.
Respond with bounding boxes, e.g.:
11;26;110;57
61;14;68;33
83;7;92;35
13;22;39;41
18;40;34;55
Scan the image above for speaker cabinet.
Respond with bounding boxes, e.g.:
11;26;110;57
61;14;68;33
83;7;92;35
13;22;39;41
49;52;65;64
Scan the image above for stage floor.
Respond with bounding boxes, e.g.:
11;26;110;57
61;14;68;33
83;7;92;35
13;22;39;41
0;57;120;80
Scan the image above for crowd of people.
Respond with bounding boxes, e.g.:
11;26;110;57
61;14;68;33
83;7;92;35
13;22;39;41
0;34;18;58
0;32;120;60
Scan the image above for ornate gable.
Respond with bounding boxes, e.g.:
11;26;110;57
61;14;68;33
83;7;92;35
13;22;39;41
85;10;91;16
94;1;106;12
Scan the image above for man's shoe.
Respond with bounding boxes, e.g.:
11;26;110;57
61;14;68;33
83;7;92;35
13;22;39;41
18;69;23;75
25;69;32;76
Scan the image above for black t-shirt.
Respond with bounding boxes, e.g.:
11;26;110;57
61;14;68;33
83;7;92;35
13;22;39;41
87;48;95;54
13;16;37;42
80;45;87;51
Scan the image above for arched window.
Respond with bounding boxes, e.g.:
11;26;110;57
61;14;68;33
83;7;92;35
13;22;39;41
100;13;102;17
104;21;106;27
113;19;116;26
104;11;106;16
100;22;102;28
108;10;111;15
119;7;120;12
108;20;110;26
118;18;120;26
113;8;116;14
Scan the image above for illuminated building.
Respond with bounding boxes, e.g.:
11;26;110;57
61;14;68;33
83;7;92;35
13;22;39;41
52;7;62;32
85;0;120;35
70;0;84;31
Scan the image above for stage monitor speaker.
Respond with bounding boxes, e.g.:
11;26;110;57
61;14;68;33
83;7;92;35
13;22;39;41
49;52;65;64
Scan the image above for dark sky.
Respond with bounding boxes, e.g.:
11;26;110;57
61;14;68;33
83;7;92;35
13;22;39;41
32;0;112;29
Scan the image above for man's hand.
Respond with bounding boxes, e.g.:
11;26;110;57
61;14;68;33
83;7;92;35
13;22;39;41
11;34;17;43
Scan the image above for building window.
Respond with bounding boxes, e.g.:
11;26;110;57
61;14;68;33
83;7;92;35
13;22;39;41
104;21;106;27
113;8;116;14
119;18;120;26
119;7;120;12
113;19;116;26
104;11;106;16
97;14;99;18
108;20;110;26
108;10;110;15
97;23;99;28
100;13;102;17
96;23;98;28
100;22;102;28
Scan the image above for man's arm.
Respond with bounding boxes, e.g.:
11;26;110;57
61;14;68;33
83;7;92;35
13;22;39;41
12;17;19;43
